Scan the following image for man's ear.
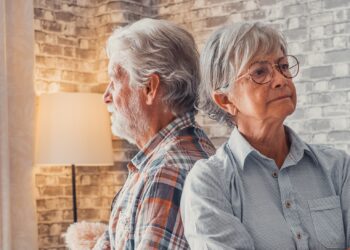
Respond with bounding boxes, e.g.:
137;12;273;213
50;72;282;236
212;91;238;116
143;74;160;105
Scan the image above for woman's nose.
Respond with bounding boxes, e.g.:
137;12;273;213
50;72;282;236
270;68;287;88
103;82;113;104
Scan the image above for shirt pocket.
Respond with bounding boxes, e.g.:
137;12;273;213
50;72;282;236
308;195;345;249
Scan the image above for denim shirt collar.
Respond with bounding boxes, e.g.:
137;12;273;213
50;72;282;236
227;125;316;170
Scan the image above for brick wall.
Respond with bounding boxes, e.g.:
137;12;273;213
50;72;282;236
33;0;350;249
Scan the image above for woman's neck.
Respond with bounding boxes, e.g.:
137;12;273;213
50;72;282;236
236;120;290;168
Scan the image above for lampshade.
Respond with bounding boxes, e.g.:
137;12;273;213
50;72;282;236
35;92;114;166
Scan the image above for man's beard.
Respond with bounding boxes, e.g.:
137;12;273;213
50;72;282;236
107;95;149;146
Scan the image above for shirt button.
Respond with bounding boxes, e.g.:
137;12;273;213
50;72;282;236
272;172;278;178
285;201;292;208
296;232;302;240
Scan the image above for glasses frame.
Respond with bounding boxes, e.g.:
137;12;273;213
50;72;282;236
235;55;299;85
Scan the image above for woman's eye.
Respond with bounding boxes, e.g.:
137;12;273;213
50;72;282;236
252;67;268;77
279;63;289;71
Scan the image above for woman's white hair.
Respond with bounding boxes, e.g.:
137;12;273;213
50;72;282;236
106;18;200;116
199;22;288;127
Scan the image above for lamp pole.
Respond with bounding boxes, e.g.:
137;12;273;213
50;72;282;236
71;164;77;223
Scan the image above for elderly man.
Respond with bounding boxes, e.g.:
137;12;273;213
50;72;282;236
93;18;215;250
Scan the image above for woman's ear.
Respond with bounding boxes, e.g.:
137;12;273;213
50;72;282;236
143;74;160;105
212;91;238;116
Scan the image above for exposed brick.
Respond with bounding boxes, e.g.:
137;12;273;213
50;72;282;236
61;70;75;81
333;36;348;48
334;9;348;22
38;223;50;235
305;106;323;118
333;63;349;76
328;131;350;142
325;22;350;36
329;77;350;90
325;49;350;63
75;48;96;59
282;4;307;16
76;185;100;196
323;104;350;116
303;119;330;131
75;71;97;83
283;28;307;41
40;44;62;55
309;26;324;40
76;166;100;173
59;82;79;92
76;27;92;37
38;210;63;222
57;36;77;46
40;20;62;32
324;0;350;9
221;1;244;13
242;9;266;20
78;175;92;185
307;0;323;14
309;65;333;78
55;11;76;22
260;0;276;6
35;30;47;42
79;208;100;220
313;81;329;92
310;12;333;26
330;118;348;130
49;223;62;236
63;47;75;57
36;175;46;186
39;186;64;196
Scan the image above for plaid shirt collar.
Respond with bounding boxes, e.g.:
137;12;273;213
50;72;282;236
129;111;197;172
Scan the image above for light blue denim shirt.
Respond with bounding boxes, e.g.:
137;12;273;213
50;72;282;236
181;126;349;250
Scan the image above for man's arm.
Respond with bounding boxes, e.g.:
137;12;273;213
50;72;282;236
134;166;189;250
92;230;111;250
180;160;255;250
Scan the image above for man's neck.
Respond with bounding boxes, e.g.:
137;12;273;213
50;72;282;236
135;110;176;149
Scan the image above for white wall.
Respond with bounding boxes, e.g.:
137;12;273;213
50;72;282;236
0;0;38;249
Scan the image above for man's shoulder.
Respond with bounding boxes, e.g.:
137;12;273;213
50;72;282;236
151;125;215;169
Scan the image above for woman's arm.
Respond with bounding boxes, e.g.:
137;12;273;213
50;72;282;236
180;160;255;250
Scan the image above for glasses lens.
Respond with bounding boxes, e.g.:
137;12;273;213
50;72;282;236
249;62;272;84
278;55;299;78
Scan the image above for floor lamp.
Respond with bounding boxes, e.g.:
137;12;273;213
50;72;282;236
35;93;114;223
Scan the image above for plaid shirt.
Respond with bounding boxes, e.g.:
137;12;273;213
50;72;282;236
93;112;215;250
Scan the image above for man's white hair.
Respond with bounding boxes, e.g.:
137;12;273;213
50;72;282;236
199;22;288;127
106;18;200;116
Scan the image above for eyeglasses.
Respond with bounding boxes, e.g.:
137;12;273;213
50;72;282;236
237;55;299;85
217;55;299;90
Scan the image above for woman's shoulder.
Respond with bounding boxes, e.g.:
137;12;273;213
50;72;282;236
305;143;350;174
184;142;237;199
187;143;236;184
307;143;349;160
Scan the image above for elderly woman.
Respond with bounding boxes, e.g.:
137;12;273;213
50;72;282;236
181;22;349;250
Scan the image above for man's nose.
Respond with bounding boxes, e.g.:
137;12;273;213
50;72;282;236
103;82;113;104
